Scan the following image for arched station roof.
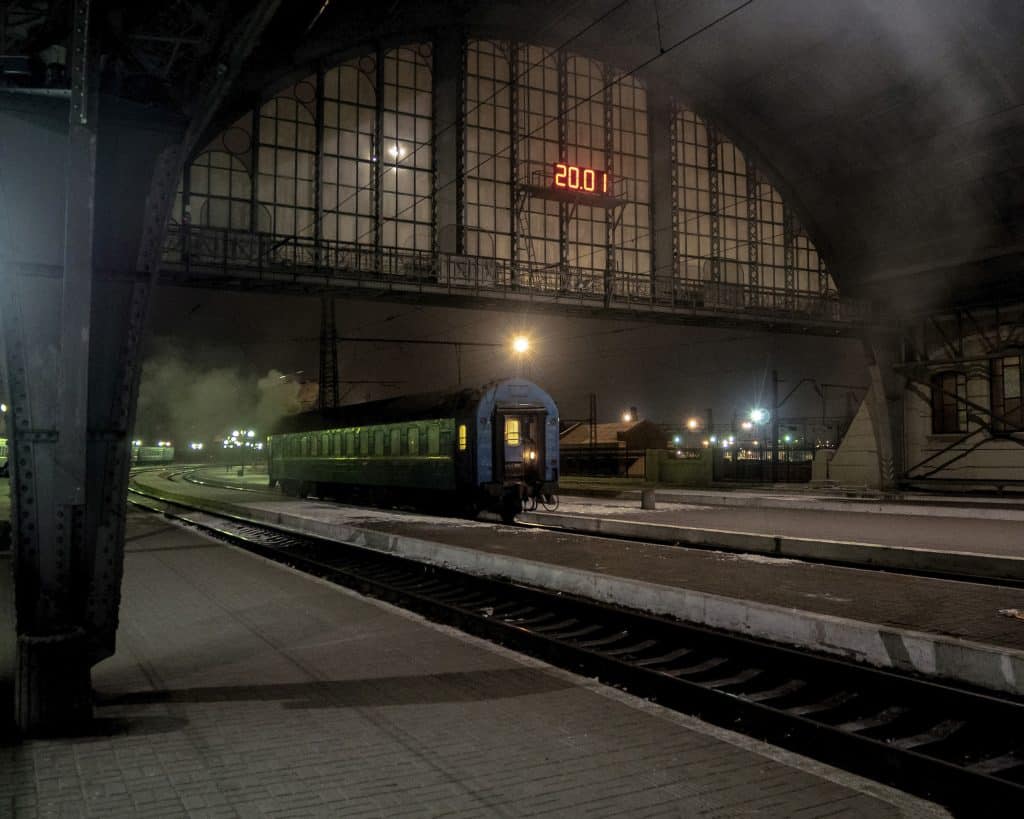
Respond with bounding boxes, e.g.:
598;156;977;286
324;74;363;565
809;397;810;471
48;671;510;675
216;0;1024;312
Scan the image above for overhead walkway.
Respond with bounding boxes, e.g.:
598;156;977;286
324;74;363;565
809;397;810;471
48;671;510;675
159;225;875;335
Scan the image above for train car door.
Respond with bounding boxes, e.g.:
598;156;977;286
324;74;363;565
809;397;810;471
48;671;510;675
496;408;546;483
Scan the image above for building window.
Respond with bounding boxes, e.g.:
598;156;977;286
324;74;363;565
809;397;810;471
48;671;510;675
505;418;521;445
930;371;967;434
458;424;468;451
991;355;1023;432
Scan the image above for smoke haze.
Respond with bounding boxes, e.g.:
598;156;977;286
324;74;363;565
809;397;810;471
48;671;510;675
136;343;302;444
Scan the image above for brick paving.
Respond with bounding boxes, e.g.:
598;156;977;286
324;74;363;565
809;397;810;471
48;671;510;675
1;511;944;817
133;471;1024;652
554;496;1024;556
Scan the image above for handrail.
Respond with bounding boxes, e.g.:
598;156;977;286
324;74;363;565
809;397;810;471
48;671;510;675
161;224;874;324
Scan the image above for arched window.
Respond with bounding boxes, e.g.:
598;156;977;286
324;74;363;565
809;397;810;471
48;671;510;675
674;108;835;299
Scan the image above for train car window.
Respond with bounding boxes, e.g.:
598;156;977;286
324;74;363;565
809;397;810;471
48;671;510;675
359;430;369;456
333;432;341;454
374;429;384;456
344;430;353;455
390;428;401;455
505;418;521;445
302;436;310;457
311;435;319;457
427;425;440;455
408;427;419;456
458;424;467;451
322;432;330;455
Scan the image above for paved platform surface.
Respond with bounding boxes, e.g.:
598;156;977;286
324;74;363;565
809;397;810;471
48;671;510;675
125;469;1024;700
553;496;1024;554
1;510;944;817
156;470;1024;653
192;467;1024;555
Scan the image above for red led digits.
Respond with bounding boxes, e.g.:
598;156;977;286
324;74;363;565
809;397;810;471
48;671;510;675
552;163;610;196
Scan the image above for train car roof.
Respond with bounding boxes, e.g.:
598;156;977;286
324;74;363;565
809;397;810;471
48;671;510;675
270;380;536;434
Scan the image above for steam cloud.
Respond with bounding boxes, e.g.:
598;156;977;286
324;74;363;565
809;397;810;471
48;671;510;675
136;345;302;444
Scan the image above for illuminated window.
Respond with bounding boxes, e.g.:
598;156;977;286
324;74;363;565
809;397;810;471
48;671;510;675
408;427;419;455
458;424;468;451
931;372;967;434
673;108;834;299
991;355;1023;432
464;41;650;292
505;418;521;445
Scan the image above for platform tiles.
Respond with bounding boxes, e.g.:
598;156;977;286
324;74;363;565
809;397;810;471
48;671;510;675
0;511;946;817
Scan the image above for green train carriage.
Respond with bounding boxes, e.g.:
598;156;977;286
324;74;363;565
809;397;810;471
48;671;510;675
267;378;559;521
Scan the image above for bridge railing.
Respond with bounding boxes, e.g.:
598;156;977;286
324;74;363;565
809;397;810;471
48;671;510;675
161;225;874;324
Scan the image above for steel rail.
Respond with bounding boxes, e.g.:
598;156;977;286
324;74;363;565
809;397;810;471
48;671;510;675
127;484;1024;812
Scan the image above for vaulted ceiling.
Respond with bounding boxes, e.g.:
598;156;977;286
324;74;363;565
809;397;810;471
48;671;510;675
225;0;1024;312
13;0;1023;312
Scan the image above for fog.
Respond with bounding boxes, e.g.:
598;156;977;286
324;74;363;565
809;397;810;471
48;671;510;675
135;343;302;444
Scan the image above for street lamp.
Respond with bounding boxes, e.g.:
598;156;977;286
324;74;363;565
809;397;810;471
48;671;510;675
621;411;633;423
511;335;531;376
749;407;769;424
0;402;7;413
686;417;700;431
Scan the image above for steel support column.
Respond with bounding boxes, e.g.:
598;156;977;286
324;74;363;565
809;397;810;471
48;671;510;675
1;0;282;735
648;97;675;305
432;28;464;255
557;50;569;281
746;160;759;305
783;203;796;309
602;66;616;307
508;42;520;279
6;0;98;732
863;333;905;491
706;123;721;283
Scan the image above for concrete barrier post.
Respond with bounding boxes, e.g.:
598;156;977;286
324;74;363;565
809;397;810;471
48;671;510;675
641;488;657;509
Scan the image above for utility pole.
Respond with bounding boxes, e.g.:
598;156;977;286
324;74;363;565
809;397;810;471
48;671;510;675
318;293;339;409
771;369;780;484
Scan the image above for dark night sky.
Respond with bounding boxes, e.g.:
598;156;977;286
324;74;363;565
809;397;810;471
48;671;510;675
140;284;867;440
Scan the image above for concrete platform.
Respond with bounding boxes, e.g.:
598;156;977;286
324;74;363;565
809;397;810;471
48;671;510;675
517;497;1024;582
131;470;1024;698
0;509;944;817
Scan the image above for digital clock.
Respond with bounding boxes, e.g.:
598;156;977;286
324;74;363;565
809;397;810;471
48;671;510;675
553;162;610;195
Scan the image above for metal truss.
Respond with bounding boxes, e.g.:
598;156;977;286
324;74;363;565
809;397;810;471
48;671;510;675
896;304;1024;482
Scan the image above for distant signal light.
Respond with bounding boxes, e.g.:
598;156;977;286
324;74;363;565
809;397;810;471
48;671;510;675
553;162;610;195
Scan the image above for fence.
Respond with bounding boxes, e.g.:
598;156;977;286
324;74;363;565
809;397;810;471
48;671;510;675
560;445;646;477
712;446;819;483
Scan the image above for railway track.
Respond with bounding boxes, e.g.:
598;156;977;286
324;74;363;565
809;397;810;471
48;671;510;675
155;466;1024;588
128;484;1024;813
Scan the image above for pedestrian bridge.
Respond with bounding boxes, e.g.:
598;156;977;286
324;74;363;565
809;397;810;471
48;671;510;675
160;225;874;335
